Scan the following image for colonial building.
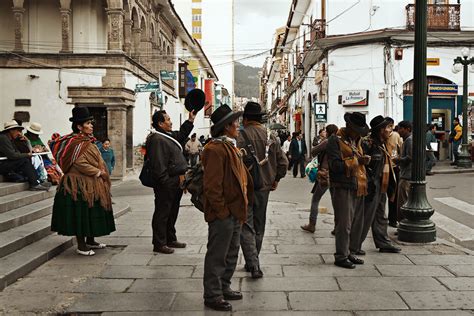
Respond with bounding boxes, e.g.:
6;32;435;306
0;0;218;178
262;0;474;158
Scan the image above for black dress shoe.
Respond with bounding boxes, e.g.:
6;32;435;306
204;299;232;311
331;230;336;236
167;241;187;248
244;264;251;272
223;290;243;300
250;266;264;279
379;245;401;253
388;221;398;228
153;245;175;254
334;259;356;269
355;249;366;256
348;255;364;265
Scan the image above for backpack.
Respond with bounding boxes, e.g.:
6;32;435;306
240;130;264;190
181;162;204;212
305;156;319;183
139;135;157;188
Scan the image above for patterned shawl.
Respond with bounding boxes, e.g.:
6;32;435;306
50;133;95;174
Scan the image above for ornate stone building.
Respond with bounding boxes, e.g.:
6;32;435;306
0;0;218;178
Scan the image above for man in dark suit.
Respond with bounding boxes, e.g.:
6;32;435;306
289;132;307;178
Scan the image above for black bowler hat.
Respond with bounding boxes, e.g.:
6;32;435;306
370;115;391;132
243;101;266;117
210;104;242;137
69;107;94;123
344;112;369;136
185;89;206;113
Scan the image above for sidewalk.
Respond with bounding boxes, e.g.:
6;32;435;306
432;160;474;174
0;178;473;314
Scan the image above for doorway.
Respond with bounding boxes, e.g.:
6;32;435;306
88;106;108;142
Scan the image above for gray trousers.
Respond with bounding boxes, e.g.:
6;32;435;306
253;190;270;254
203;215;241;301
331;187;364;262
310;183;328;222
358;189;393;250
240;203;259;269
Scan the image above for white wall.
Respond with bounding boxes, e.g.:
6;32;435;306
0;1;15;51
24;0;62;53
0;68;105;139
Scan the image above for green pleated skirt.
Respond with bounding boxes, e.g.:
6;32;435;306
51;189;116;237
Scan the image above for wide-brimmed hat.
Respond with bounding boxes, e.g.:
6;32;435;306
185;89;206;113
243;101;266;118
370;115;392;132
2;121;24;132
26;122;44;135
210;104;242;137
344;112;369;136
69;107;94;123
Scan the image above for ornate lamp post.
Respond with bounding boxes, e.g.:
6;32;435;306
398;0;436;243
452;48;474;168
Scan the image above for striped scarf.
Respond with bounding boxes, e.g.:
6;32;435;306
50;133;95;174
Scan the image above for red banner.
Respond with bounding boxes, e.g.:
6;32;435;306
204;79;214;117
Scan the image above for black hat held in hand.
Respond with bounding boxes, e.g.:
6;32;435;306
185;89;206;113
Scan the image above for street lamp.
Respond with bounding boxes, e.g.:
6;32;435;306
452;47;474;168
398;0;436;243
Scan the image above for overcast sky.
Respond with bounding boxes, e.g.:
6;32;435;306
235;0;292;68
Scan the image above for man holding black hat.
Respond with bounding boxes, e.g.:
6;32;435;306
0;121;50;191
202;104;253;311
147;109;196;254
356;115;401;254
326;112;370;269
236;101;288;278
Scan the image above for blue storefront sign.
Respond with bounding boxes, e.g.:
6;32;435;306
428;84;458;96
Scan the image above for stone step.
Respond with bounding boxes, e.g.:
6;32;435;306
0;182;30;197
0;200;130;291
0;234;73;291
0;215;53;258
0;198;53;232
0;188;56;214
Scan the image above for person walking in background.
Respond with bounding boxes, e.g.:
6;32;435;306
357;116;401;255
394;121;413;223
450;118;462;166
282;134;291;163
50;107;115;256
202;105;253;311
100;138;115;175
385;118;403;228
326;112;370;269
237;102;288;279
289;132;307;178
301;124;338;233
425;124;437;176
185;133;203;167
147;109;195;254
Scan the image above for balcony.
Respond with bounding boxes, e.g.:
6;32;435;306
310;19;326;44
406;4;460;31
271;97;281;112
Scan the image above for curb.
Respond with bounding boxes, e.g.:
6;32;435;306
433;168;474;175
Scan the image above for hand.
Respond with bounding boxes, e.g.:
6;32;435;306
100;170;109;180
392;156;401;164
271;181;279;191
27;152;33;157
188;110;196;123
358;155;371;165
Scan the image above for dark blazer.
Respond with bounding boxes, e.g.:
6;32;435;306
289;138;307;159
147;121;193;189
0;133;30;160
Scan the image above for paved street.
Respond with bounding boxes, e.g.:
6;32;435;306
0;173;474;314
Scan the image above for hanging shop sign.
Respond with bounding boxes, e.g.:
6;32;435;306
428;84;458;96
427;58;440;66
313;101;327;123
341;90;369;106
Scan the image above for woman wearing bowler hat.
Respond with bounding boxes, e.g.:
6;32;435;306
50;107;115;256
201;104;254;311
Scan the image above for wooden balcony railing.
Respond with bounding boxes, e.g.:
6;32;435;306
406;4;460;31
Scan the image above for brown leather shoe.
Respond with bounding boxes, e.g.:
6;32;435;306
154;245;175;254
168;241;187;248
301;219;316;233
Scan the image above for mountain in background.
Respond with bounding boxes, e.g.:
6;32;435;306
234;62;260;99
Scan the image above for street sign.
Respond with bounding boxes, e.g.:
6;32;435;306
160;70;177;80
313;102;327;123
135;81;160;93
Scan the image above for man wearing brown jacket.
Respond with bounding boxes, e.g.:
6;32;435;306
237;102;288;278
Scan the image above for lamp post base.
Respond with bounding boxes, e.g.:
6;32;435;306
457;144;472;168
398;219;436;243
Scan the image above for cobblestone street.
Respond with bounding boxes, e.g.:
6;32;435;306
1;176;473;314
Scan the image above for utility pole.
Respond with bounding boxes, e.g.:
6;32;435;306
231;0;235;110
397;0;436;243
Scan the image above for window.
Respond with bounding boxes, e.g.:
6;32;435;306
15;99;31;106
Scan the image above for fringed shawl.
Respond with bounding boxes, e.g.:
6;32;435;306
50;133;95;174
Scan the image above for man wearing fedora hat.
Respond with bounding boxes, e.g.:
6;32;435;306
0;121;49;191
356;115;401;254
236;101;288;278
202;104;254;311
326;112;370;269
147;109;196;254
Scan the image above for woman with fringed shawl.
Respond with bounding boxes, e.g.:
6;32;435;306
50;107;115;256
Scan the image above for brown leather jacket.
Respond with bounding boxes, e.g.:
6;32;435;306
201;138;254;223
